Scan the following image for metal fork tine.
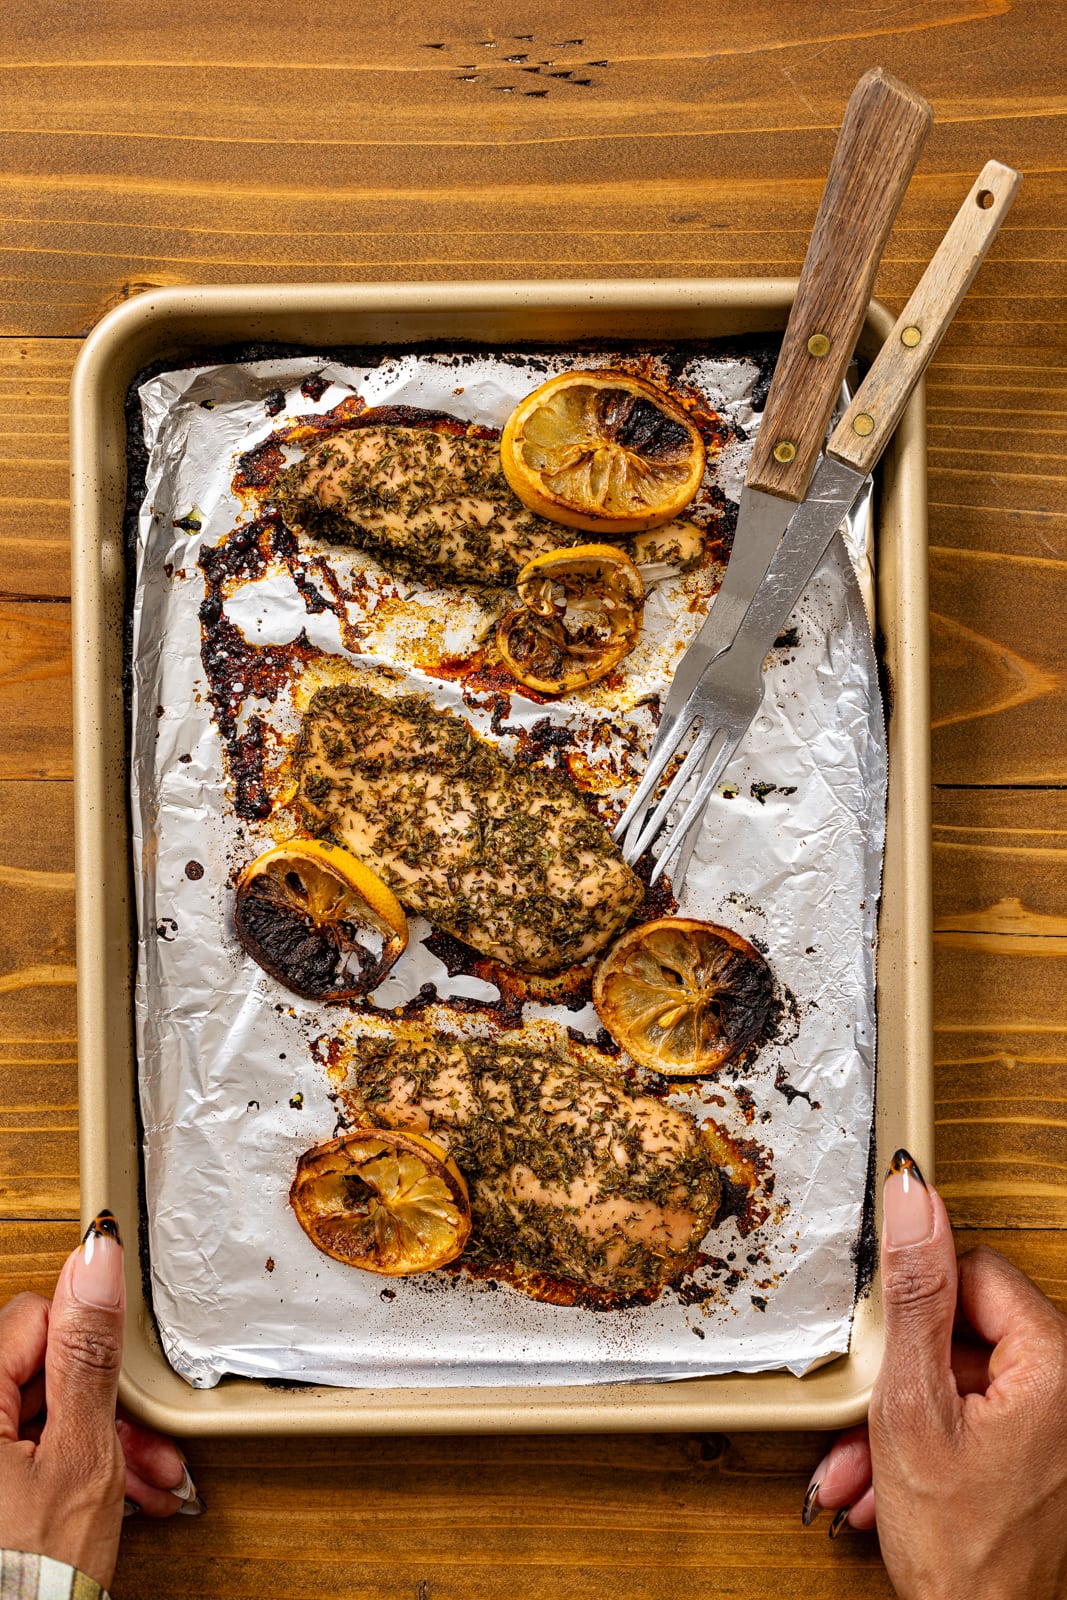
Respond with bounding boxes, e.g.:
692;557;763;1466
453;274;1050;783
612;707;701;844
620;724;715;866
649;728;737;887
670;727;735;891
668;786;705;894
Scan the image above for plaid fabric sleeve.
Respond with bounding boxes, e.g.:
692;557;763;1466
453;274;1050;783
0;1552;108;1600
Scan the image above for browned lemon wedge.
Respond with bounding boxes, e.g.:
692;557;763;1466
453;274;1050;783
501;370;706;533
592;917;773;1075
290;1127;471;1274
233;840;407;1003
497;542;645;694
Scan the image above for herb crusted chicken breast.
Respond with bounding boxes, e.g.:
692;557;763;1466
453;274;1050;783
275;407;575;587
350;1030;724;1296
295;683;644;975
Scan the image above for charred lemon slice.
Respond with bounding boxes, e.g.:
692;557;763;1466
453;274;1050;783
501;370;706;534
592;917;773;1075
290;1126;471;1274
497;542;645;694
233;840;407;1003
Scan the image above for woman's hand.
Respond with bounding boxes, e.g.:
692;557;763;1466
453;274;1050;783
0;1212;201;1590
116;1413;205;1521
804;1151;1067;1600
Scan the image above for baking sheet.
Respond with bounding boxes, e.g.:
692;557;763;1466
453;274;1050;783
130;347;886;1388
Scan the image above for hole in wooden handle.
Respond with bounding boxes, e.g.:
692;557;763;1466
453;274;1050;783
976;189;995;209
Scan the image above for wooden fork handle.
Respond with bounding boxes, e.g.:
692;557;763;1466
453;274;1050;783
746;67;933;500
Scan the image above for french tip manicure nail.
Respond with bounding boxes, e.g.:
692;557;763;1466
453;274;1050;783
83;1209;123;1247
828;1506;851;1540
171;1463;198;1503
886;1148;926;1186
123;1498;141;1519
177;1495;207;1516
71;1220;124;1310
801;1479;822;1527
802;1454;830;1527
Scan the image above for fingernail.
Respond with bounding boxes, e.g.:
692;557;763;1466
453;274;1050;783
171;1463;199;1504
84;1209;122;1246
883;1149;933;1249
828;1506;851;1540
71;1211;124;1309
178;1495;207;1516
802;1455;829;1526
123;1499;140;1519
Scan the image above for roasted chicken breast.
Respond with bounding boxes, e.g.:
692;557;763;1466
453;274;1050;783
275;407;574;587
350;1030;723;1295
295;683;644;974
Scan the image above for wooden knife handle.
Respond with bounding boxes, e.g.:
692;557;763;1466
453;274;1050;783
746;67;932;501
829;160;1022;474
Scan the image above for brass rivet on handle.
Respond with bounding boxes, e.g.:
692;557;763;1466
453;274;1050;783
773;440;797;463
852;412;875;437
806;332;831;358
901;325;922;347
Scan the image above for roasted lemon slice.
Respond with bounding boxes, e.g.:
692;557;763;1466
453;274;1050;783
501;370;706;534
290;1127;471;1274
497;542;645;694
592;917;773;1075
233;840;407;1003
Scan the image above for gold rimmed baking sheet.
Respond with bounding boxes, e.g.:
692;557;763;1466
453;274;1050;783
70;282;930;1434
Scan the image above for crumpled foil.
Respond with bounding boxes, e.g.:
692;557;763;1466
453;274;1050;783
130;348;886;1388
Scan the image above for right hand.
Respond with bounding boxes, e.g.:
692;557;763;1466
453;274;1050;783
116;1411;205;1520
806;1151;1067;1599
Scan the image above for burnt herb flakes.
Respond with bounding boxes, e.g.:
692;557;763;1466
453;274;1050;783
294;683;643;975
346;1030;727;1300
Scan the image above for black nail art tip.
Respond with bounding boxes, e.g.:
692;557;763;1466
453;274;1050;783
801;1479;822;1526
828;1506;851;1540
887;1149;926;1186
83;1210;122;1246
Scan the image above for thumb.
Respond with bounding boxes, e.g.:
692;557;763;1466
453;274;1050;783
41;1211;126;1465
875;1150;960;1429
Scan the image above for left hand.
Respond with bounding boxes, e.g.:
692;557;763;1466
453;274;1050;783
0;1213;200;1589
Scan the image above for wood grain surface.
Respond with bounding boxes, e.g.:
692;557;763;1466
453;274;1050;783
1;0;1065;1595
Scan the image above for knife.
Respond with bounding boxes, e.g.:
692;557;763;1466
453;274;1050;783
618;157;1021;884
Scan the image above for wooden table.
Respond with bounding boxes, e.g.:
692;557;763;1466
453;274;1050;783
2;2;1064;1593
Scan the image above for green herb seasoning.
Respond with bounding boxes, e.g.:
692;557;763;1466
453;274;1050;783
274;415;582;588
294;683;643;975
351;1031;723;1296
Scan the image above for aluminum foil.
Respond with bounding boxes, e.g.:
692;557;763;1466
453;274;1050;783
130;348;886;1389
